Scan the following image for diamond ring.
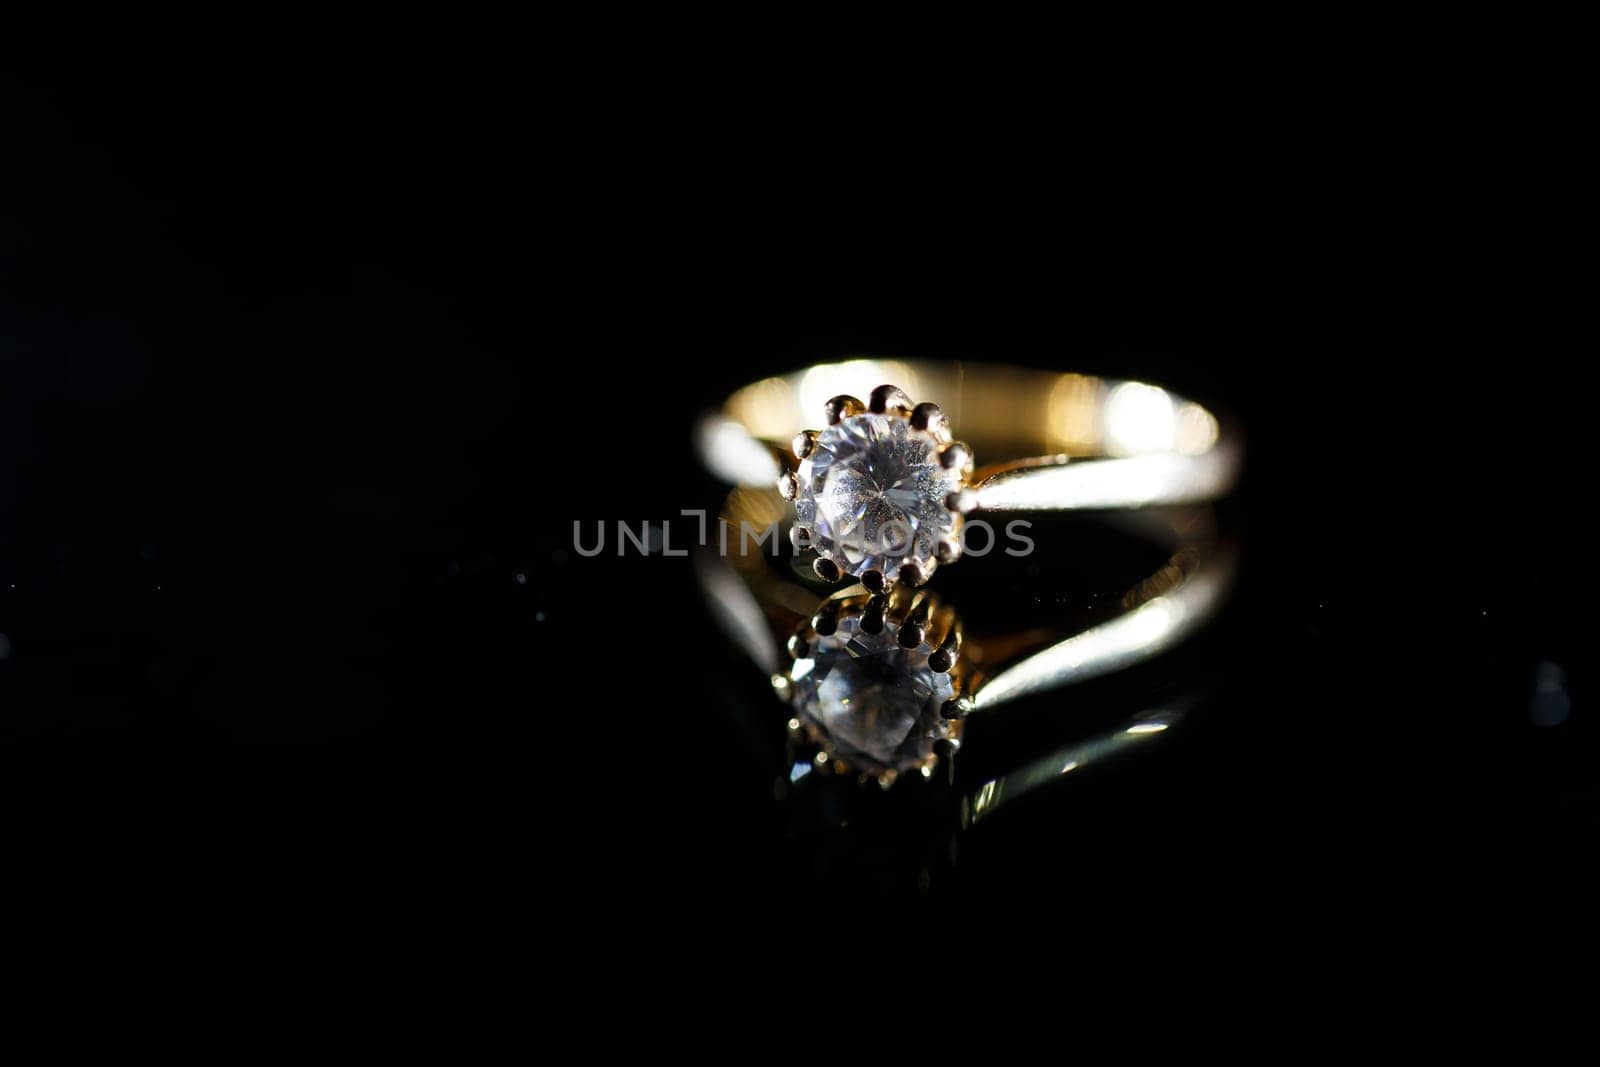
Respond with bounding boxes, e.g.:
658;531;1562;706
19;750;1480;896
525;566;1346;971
697;360;1240;591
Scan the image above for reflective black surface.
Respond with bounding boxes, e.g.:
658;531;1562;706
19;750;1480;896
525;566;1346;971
2;84;1590;935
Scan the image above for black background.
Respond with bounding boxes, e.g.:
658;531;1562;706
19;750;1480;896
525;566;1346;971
1;77;1588;940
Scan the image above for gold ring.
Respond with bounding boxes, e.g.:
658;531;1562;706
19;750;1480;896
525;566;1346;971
697;358;1240;591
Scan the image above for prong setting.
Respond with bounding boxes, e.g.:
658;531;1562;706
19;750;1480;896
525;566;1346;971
790;383;976;582
929;620;963;673
859;594;888;635
940;442;974;476
940;696;973;720
824;395;865;425
869;384;913;415
945;488;979;514
909;401;949;441
897;595;932;650
778;587;967;788
810;599;841;637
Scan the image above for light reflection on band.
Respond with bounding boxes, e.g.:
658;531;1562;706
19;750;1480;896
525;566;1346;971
965;701;1196;825
972;555;1233;712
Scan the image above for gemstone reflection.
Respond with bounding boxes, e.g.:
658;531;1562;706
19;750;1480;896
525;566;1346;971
788;613;953;775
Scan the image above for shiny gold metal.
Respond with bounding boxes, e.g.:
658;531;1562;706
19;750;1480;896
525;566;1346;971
823;394;865;425
897;594;933;650
929;614;963;673
909;401;951;442
776;470;798;501
945;488;979;514
700;362;1241;583
809;598;842;637
791;429;818;460
868;383;914;415
939;441;974;476
940;696;973;721
812;557;841;583
924;601;958;651
883;581;918;615
859;594;888;635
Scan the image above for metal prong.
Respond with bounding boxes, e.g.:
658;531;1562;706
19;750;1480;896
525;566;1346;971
910;402;951;442
773;676;794;700
940;442;974;476
786;716;803;737
777;471;798;500
792;429;819;460
945;488;979;514
860;594;888;635
929;620;963;673
809;598;841;637
898;595;933;649
884;583;919;622
936;536;962;565
786;633;809;659
940;696;974;720
923;602;957;649
824;395;865;425
900;560;934;587
812;556;841;582
869;384;913;415
875;771;898;791
789;524;811;552
861;569;887;594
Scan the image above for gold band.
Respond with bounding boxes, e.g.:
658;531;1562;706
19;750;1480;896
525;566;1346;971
698;359;1241;511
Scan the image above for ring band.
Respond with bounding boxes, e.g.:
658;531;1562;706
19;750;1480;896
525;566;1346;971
697;359;1240;590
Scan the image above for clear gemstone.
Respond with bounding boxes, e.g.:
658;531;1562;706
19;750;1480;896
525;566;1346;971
788;614;953;774
793;414;961;578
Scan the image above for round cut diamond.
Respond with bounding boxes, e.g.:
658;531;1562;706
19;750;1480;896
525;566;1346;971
793;414;961;578
789;614;953;774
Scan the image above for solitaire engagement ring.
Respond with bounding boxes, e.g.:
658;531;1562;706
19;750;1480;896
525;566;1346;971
697;359;1240;591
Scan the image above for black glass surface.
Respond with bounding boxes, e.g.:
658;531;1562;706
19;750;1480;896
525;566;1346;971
2;85;1588;936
